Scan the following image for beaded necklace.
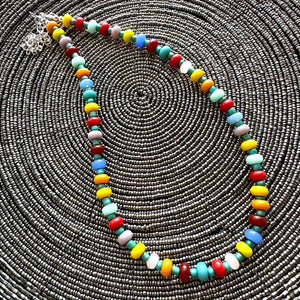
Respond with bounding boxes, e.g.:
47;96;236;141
21;13;270;283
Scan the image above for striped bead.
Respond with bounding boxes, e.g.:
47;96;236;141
236;241;253;258
97;187;112;199
196;262;209;281
244;229;263;244
161;259;173;277
250;186;269;197
246;154;263;165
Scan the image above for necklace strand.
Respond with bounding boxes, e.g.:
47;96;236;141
22;13;270;283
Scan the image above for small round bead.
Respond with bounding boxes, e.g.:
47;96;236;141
53;28;65;41
118;230;133;245
90;145;104;155
62;14;72;28
123;29;134;43
233;124;250;136
146;39;159;53
190;69;204;82
84;103;99;114
65;46;79;58
87;20;98;33
196;262;209;281
76;68;90;79
46;21;58;34
244;229;263;244
147;253;159;269
131;243;146;259
201;79;214;92
169;54;182;67
227;112;243;124
59;36;72;48
236;241;253;258
94;174;109;185
108;217;124;231
249;214;267;227
83;90;97;100
252;199;270;210
97;187;112;199
102;203;117;216
220;99;234;112
179;263;190;283
224;253;240;270
211;259;226;278
249;170;266;181
159;46;171;60
111;25;121;39
190;268;197;278
72;56;85;68
87;117;101;128
88;130;102;141
161;259;173;277
210;89;225;103
250;185;269;197
246;154;263;165
180;61;192;74
75;17;85;31
92;158;106;170
100;22;110;36
241;139;257;151
135;34;146;48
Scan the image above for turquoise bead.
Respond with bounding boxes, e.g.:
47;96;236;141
92;159;106;170
87;20;98;33
71;56;85;68
209;86;217;94
80;79;94;90
227;112;243;124
141;252;150;261
107;213;116;221
83;90;97;100
102;198;111;206
246;154;264;165
245;229;263;244
126;240;136;249
208;266;215;277
155;260;163;270
135;34;146;48
159;46;171;60
196;262;209;281
210;89;225;102
115;227;125;236
235;252;245;262
172;265;180;275
190;268;197;278
102;203;118;216
223;262;231;272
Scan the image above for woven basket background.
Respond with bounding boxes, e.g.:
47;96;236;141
1;0;299;299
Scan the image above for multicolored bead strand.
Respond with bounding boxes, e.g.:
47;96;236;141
42;13;271;283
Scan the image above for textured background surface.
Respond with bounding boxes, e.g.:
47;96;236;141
0;0;300;299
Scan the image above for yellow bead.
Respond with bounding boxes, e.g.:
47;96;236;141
123;30;134;43
236;241;253;258
62;14;72;28
241;139;257;151
190;69;204;82
84;103;99;114
52;28;65;41
131;243;146;259
96;187;112;199
250;185;269;197
161;258;173;277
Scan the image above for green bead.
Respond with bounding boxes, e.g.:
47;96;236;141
252;225;263;233
144;40;149;46
94;154;102;160
209;86;217;94
155;46;161;54
102;198;111;206
178;59;185;67
159;46;171;60
235;252;245;262
253;164;263;171
126;240;136;249
187;67;195;75
107;28;111;35
96;168;105;174
155;260;162;270
97;184;106;189
96;24;100;31
70;19;75;25
256;210;266;216
83;21;88;29
227;107;237;116
218;96;227;104
235;120;244;127
115;227;125;236
92;139;100;145
168;52;174;59
256;196;266;200
119;31;124;38
190;268;197;278
199;76;206;83
256;180;266;186
210;89;225;103
83;90;97;100
223;261;231;272
131;35;137;42
91;125;99;131
245;240;256;249
208;266;215;277
172;265;180;275
248;149;258;155
107;213;116;221
71;56;85;68
242;133;251;141
141;252;150;262
89;111;97;117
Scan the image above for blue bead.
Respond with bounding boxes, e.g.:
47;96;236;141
227;112;243;124
244;229;263;244
196;262;208;281
135;34;146;48
92;159;106;170
80;79;94;90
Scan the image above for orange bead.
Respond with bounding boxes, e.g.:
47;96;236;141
161;259;173;277
252;200;270;211
94;174;109;185
76;68;90;79
201;79;214;92
46;21;58;34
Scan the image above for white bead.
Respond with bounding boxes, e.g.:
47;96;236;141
180;61;192;74
88;130;103;141
224;253;240;270
111;25;121;39
118;230;133;245
233;124;250;136
146;252;159;269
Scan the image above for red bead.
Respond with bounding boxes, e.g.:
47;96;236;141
74;17;85;31
249;170;267;181
146;39;159;53
65;46;79;58
249;214;267;227
90;145;104;155
179;263;190;283
169;54;182;67
100;22;110;36
87;117;101;128
211;259;226;278
108;217;124;231
220;99;235;112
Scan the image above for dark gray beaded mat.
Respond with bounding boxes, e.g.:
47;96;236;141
1;0;300;299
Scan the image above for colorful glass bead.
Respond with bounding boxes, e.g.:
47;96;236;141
233;124;250;136
135;34;146;48
87;20;98;33
146;39;159;53
108;217;124;231
169;54;182;67
244;229;263;244
71;56;85;68
190;69;204;82
74;17;85;31
123;30;134;43
92;159;106;170
53;28;65;41
224;253;240;270
220;99;234;112
94;174;109;185
111;25;121;39
249;170;266;181
196;262;209;281
46;21;58;34
211;259;226;278
250;185;269;197
131;243;146;259
249;214;267;227
97;187;112;199
251;199;270;211
100;22;110;36
118;230;133;245
83;90;97;100
87;117;101;127
62;14;72;28
241;139;257;151
90;145;104;155
159;46;171;60
236;241;253;258
246;154;263;165
147;253;159;269
76;68;90;79
84;103;99;114
102;203;117;216
210;89;225;103
201;79;214;92
227;112;243;124
65;46;79;58
161;259;173;277
180;61;192;74
88;130;102;141
179;263;190;282
59;36;72;48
